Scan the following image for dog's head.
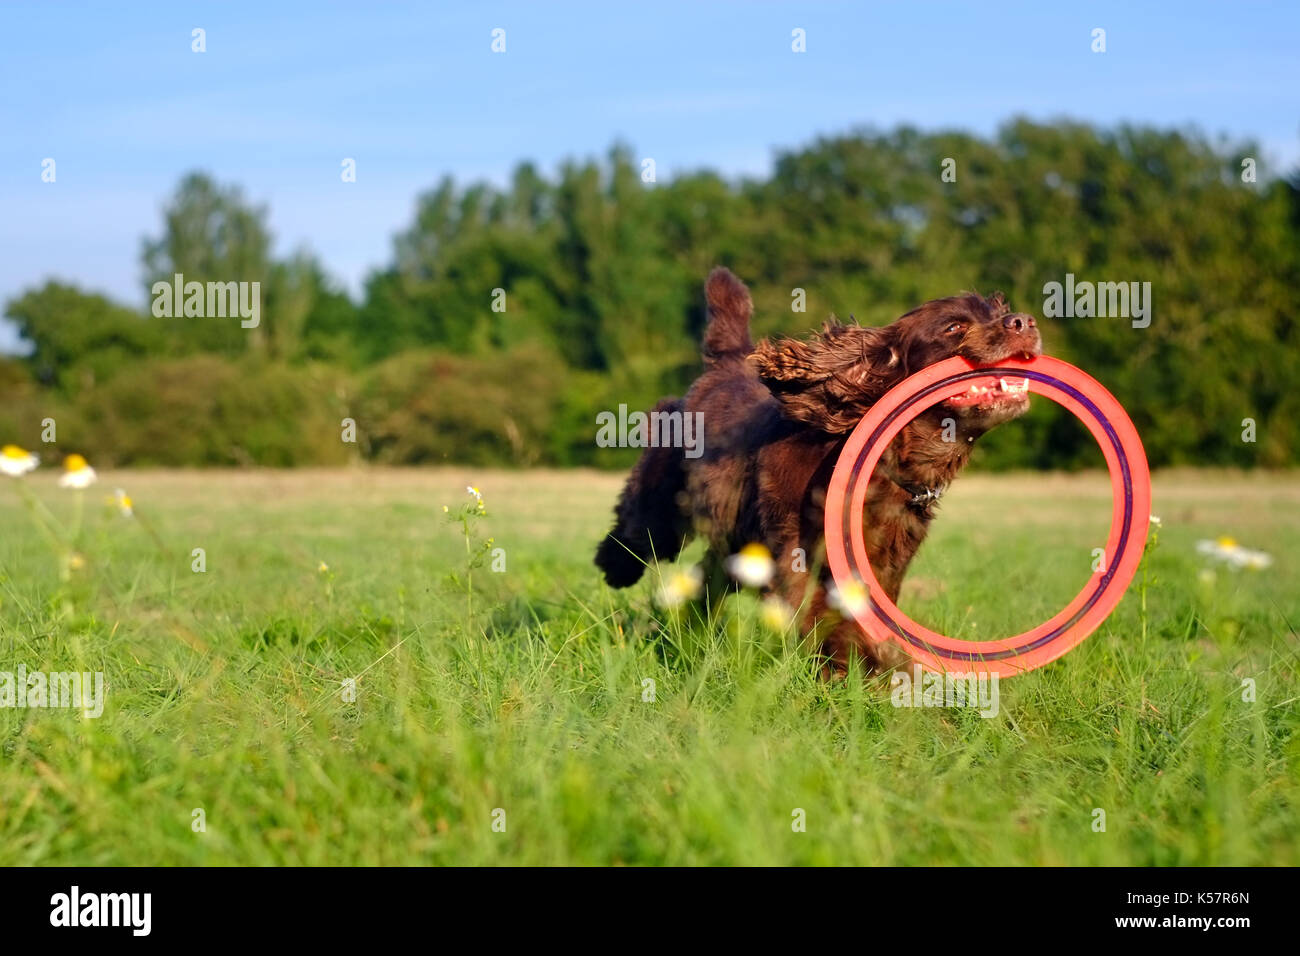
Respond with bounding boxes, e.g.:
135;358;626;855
751;292;1042;434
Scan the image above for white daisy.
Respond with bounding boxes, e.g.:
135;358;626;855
1237;549;1273;570
656;567;702;609
0;444;38;477
57;453;97;489
760;596;794;632
1196;537;1272;572
112;488;134;517
828;578;870;618
725;543;775;588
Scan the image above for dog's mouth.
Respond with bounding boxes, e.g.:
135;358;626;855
941;375;1030;411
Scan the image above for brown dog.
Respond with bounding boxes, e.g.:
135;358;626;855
596;268;1042;671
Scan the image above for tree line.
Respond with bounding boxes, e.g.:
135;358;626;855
3;118;1296;469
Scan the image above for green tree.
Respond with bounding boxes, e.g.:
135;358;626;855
141;172;360;361
3;281;163;390
141;172;274;355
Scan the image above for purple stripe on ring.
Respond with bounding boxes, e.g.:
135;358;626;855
840;367;1134;662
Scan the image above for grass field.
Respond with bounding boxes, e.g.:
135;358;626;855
1;467;1296;865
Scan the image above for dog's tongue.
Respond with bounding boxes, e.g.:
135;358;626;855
945;375;1029;407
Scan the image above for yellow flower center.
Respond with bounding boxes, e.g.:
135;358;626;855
64;453;89;472
2;444;30;459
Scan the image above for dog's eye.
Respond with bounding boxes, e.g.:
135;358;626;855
945;322;967;334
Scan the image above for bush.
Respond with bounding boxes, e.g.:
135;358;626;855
357;345;564;466
0;360;81;454
71;356;355;466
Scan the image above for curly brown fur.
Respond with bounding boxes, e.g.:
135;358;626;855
596;268;1043;673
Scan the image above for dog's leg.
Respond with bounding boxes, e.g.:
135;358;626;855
595;398;691;587
788;576;910;677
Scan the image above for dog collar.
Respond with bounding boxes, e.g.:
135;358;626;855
891;480;947;513
906;484;946;507
874;461;947;512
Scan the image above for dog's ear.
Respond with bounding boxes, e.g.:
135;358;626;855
751;320;904;433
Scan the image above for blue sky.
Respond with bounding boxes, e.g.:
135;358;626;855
1;1;1297;350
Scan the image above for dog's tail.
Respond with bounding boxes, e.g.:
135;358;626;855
595;397;690;587
701;267;753;366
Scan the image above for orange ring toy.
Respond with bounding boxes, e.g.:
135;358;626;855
824;355;1150;677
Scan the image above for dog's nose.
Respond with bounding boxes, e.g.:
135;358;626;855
1002;314;1035;332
